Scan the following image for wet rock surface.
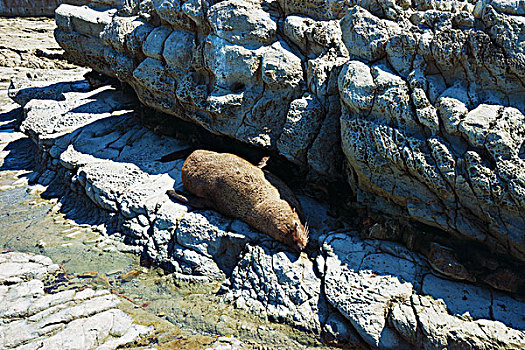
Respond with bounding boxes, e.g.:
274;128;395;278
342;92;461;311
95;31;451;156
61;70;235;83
0;251;152;349
53;0;525;265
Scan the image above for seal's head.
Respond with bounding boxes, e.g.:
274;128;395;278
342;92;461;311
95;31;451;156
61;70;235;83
293;220;309;251
281;213;309;252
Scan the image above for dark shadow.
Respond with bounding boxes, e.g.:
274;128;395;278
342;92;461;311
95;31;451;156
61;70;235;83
0;107;23;132
0;137;37;171
9;79;91;106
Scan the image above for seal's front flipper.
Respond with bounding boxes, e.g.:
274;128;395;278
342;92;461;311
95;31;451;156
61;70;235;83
166;189;209;209
257;156;269;169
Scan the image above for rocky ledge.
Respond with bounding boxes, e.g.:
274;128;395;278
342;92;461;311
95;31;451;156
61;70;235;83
53;0;525;264
8;72;525;348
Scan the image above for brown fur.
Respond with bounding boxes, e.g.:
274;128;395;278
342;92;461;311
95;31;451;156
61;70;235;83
167;150;308;251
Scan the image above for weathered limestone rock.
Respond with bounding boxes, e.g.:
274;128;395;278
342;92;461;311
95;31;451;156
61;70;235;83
338;1;525;262
53;0;525;264
0;251;152;349
321;232;525;349
10;73;525;349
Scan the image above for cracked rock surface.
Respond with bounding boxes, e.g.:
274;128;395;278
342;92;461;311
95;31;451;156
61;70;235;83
0;251;152;349
10;73;525;348
53;0;525;264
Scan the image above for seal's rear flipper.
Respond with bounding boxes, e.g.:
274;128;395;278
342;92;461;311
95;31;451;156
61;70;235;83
257;156;269;169
166;189;210;209
158;148;195;162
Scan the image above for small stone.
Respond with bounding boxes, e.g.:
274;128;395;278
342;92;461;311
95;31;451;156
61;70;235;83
426;243;475;282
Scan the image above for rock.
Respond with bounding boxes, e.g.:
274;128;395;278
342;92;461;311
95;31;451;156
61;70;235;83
0;0;87;17
425;242;474;282
321;232;525;349
483;268;525;294
0;251;152;349
322;233;415;348
0;251;59;284
208;0;277;46
277;93;324;164
226;244;330;333
10;20;525;347
390;294;525;349
52;0;525;264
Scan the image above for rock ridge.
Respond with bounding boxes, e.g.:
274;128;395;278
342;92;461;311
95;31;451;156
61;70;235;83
0;251;153;349
52;0;525;264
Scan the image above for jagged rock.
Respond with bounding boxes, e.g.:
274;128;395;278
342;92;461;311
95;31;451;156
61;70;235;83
321;232;525;349
53;0;525;265
390;294;525;350
11;77;361;341
227;245;324;330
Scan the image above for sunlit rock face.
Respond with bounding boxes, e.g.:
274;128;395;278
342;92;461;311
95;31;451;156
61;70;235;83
54;0;525;263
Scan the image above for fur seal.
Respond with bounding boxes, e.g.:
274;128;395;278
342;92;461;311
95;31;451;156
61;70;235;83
166;150;308;251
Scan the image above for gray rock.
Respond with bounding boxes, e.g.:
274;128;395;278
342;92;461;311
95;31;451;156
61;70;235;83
0;251;152;349
208;0;277;46
11;6;525;346
12;81;525;349
321;232;525;349
8;68;90;106
322;233;415;348
226;244;328;332
277;93;324;164
142;26;172;60
52;0;525;265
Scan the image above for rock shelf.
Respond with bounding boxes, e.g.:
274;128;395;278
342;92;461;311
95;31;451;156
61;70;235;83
9;74;525;348
53;0;525;264
0;251;152;349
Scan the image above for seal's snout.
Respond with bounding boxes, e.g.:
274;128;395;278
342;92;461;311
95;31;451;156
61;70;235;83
292;220;309;251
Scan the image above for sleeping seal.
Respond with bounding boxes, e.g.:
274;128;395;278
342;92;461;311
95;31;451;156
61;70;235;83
166;150;308;251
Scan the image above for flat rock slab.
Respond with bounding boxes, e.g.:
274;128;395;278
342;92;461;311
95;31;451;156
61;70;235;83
321;233;525;349
0;251;152;349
